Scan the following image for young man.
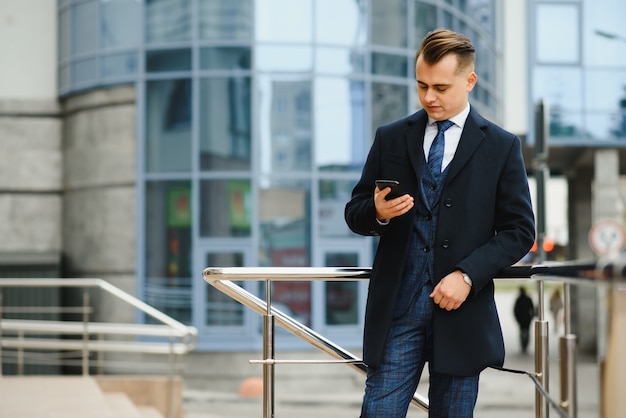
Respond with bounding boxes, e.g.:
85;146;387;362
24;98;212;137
345;29;535;417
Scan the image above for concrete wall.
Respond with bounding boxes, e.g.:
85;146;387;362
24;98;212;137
0;2;62;267
61;85;137;323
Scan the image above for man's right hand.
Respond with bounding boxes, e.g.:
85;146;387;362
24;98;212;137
374;187;414;221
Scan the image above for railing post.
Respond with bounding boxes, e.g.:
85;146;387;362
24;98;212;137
0;290;3;377
535;279;550;418
559;283;577;417
82;289;89;376
263;279;275;418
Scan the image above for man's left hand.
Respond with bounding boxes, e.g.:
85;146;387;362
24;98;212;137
429;270;471;311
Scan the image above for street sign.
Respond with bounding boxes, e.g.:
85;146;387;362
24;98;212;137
589;219;626;256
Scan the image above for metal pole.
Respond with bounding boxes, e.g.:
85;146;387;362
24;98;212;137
0;291;3;377
263;279;275;418
82;289;89;376
533;99;550;418
559;282;577;417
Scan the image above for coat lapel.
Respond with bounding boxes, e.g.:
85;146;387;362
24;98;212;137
444;108;486;184
404;110;428;181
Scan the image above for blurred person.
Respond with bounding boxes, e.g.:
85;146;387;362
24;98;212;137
345;29;535;417
513;286;535;353
550;287;563;334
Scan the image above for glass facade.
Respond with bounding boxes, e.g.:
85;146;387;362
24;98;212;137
529;0;626;144
58;0;501;350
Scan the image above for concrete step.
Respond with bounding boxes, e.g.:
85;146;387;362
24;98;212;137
105;392;144;418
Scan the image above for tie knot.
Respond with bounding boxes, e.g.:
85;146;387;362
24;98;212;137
436;120;454;132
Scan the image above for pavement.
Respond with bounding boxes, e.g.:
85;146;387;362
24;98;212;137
182;289;600;417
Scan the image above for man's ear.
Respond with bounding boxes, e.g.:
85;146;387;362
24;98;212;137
466;71;477;92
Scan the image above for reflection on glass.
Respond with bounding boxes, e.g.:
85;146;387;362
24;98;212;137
319;180;358;237
72;58;97;86
100;0;141;48
145;180;192;324
315;78;365;171
259;180;311;326
200;77;252;170
371;82;408;133
256;45;313;72
200;180;252;237
533;67;583;112
315;47;364;75
258;76;312;172
206;252;244;326
585;0;626;67
372;52;408;77
325;252;358;325
255;0;312;43
146;0;191;44
146;49;192;72
315;0;366;46
371;0;407;47
200;47;251;70
199;0;252;41
146;79;192;172
536;4;579;64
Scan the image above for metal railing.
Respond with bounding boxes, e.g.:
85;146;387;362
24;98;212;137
0;278;198;418
203;259;626;418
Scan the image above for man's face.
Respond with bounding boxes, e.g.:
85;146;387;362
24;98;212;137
415;53;477;121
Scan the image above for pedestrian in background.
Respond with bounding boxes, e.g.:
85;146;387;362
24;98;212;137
513;286;535;353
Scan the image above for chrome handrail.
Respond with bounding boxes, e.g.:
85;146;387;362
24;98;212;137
203;260;626;418
0;278;198;418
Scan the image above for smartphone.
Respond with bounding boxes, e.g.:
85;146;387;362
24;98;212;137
375;180;403;200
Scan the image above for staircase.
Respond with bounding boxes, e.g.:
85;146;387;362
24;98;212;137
0;376;172;418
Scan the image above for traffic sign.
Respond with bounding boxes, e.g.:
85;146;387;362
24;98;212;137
589;219;625;256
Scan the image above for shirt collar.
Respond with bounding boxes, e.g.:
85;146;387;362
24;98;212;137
427;103;471;129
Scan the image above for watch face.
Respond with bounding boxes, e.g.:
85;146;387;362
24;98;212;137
462;273;472;286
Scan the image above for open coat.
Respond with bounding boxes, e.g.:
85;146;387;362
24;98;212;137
345;107;536;376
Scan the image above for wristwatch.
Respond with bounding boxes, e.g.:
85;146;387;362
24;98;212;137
461;272;473;287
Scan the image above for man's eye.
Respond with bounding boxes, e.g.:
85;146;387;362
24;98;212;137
436;87;448;92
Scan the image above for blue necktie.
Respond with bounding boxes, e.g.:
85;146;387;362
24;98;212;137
428;120;454;176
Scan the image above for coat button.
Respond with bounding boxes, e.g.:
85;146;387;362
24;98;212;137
444;199;452;207
423;246;430;252
441;240;449;249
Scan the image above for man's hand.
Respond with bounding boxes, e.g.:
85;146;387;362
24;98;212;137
374;187;414;221
430;270;471;311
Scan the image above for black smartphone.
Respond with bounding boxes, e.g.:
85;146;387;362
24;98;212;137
375;180;403;200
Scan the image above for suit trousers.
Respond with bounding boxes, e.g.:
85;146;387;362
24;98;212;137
360;283;480;417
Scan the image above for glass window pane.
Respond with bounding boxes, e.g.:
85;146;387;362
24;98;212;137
256;45;313;72
315;47;365;75
145;180;192;324
199;77;252;171
258;76;312;172
206;252;244;326
146;0;191;44
371;52;408;77
72;58;97;86
585;70;626;140
199;0;253;41
200;180;252;237
315;78;366;171
146;49;192;72
200;47;251;70
319;180;359;237
315;0;366;46
536;4;579;64
100;0;141;49
72;1;97;54
102;52;138;79
259;180;311;326
371;82;408;133
585;0;626;67
414;2;437;47
255;0;312;43
146;79;192;172
325;252;358;325
59;8;70;62
371;0;407;47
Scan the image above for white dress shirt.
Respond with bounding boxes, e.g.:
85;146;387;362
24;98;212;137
423;103;471;172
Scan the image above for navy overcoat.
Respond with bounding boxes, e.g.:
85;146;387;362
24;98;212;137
345;107;535;376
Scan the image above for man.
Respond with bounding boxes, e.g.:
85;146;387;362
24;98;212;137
344;29;535;417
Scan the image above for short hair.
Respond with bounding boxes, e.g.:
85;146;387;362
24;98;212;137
416;29;475;74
